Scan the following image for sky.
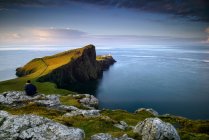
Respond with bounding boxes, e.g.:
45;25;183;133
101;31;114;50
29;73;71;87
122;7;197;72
0;0;209;48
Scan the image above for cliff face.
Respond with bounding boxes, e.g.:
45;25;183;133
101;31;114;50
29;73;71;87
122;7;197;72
16;44;116;87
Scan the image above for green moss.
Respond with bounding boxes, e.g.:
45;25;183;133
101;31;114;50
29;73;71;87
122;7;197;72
60;95;83;108
0;103;64;120
101;109;154;126
179;131;209;140
0;77;75;95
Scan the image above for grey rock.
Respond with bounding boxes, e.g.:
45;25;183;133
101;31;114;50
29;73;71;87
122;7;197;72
0;111;85;140
91;133;134;140
79;94;99;109
57;105;78;112
64;109;100;117
91;133;113;140
0;91;42;105
114;121;129;130
0;110;10;118
114;124;126;130
135;108;159;116
133;118;180;140
119;134;135;140
35;94;60;107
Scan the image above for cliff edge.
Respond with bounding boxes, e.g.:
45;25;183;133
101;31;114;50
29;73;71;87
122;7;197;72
16;44;116;87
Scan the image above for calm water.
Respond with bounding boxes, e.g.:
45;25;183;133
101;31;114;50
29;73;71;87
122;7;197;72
0;46;209;119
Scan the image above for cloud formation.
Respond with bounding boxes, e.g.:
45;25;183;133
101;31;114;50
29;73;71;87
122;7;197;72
0;27;204;46
0;0;209;22
33;28;87;39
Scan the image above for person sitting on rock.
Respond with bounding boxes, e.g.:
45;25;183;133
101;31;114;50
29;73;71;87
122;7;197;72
24;80;37;96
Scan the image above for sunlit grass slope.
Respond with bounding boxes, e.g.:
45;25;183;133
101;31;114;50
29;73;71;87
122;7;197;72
17;47;86;78
0;45;114;94
0;46;96;94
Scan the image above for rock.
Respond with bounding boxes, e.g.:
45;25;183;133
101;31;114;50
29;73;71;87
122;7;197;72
79;94;99;109
133;118;180;140
35;94;61;107
119;134;135;140
135;108;159;116
0;110;10;118
57;105;79;111
91;133;113;140
0;91;42;105
64;109;100;117
0;111;85;140
120;121;129;128
0;91;63;108
114;121;129;130
91;133;134;140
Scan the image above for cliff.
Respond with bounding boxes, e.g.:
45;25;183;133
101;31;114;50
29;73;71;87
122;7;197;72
16;44;116;87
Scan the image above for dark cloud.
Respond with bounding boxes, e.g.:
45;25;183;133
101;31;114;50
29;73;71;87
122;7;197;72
74;0;209;22
0;0;209;22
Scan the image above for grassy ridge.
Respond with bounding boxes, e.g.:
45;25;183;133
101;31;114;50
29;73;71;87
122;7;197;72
0;47;88;94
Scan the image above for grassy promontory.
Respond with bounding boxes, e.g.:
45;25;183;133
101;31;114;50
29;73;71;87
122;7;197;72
0;45;208;139
0;44;115;94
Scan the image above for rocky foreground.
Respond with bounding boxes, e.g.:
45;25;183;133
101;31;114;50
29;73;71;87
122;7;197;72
0;91;181;140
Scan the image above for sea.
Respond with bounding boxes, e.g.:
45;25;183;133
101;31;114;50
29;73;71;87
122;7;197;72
0;45;209;120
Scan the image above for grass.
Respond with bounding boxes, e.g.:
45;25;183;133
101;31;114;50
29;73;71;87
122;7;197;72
0;77;74;95
60;95;83;108
96;55;113;61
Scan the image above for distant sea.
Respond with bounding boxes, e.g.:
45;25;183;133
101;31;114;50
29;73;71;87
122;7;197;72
0;45;209;119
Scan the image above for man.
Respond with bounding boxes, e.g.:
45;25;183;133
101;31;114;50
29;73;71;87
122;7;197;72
24;80;37;96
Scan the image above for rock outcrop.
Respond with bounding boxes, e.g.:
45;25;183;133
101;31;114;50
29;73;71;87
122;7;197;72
79;94;99;109
0;110;85;140
133;118;180;140
0;91;100;117
91;133;134;140
135;108;159;116
63;109;100;117
114;121;129;130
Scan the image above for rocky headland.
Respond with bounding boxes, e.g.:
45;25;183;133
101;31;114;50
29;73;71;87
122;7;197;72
16;45;116;88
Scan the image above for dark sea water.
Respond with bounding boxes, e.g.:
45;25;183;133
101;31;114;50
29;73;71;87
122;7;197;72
0;45;209;119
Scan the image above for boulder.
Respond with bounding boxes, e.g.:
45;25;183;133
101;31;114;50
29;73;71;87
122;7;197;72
64;109;100;117
79;94;99;109
114;121;129;130
135;108;159;116
34;94;61;107
91;133;134;140
119;134;135;140
133;118;180;140
57;105;79;112
91;133;113;140
0;91;42;105
0;111;85;140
